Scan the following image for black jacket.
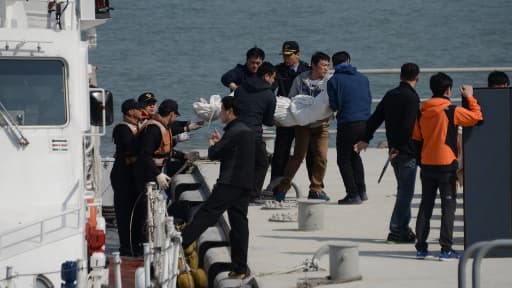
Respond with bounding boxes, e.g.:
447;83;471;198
363;81;420;156
112;123;138;172
234;77;276;138
208;119;256;190
275;60;310;97
221;64;255;89
135;124;164;182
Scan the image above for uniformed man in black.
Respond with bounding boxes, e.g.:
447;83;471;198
110;99;142;256
132;99;179;255
182;96;256;278
272;41;314;189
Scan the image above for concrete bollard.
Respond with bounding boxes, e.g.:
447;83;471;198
298;199;325;231
328;241;362;282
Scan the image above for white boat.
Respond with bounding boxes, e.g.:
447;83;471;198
0;1;113;287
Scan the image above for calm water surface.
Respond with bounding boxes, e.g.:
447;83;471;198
90;0;512;156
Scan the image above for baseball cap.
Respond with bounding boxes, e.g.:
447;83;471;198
137;92;157;106
282;41;300;55
158;99;180;116
121;99;142;114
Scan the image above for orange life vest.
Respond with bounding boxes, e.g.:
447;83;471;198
143;119;172;167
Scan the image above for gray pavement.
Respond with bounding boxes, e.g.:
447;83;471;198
195;148;511;288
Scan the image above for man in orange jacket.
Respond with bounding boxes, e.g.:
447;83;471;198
413;72;483;260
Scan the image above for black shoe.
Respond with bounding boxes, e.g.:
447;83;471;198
337;195;362;205
308;191;330;201
386;229;416;244
359;191;368;201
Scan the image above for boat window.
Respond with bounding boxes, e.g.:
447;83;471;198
0;59;67;126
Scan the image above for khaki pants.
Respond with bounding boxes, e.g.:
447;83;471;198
278;122;329;194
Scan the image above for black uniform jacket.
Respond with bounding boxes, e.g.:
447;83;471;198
234;77;276;139
135;124;164;182
275;60;310;97
208;119;256;190
112;123;138;171
363;81;420;157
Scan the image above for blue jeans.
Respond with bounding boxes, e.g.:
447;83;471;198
389;154;417;234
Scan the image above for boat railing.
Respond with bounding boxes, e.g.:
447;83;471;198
458;239;512;288
0;207;81;258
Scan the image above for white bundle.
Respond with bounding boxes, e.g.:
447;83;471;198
274;96;297;126
192;94;222;122
274;92;333;127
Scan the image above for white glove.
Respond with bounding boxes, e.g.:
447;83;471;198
175;132;191;142
156;173;171;190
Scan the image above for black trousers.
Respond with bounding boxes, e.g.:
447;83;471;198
111;165;140;256
252;139;269;199
415;169;457;252
271;126;316;185
336;121;366;196
182;183;250;274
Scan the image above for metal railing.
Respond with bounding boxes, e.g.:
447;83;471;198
458;239;512;288
0;208;81;257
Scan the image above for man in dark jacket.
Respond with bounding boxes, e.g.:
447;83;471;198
355;63;420;243
132;99;178;255
182;96;255;278
234;62;277;199
271;41;313;189
327;51;372;205
221;47;265;92
110;99;142;256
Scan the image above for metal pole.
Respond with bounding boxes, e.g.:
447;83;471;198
161;239;170;287
112;252;122;288
472;239;512;288
6;266;13;288
143;243;151;288
169;233;181;288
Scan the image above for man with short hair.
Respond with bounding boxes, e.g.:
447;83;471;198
234;62;277;200
132;99;179;255
182;96;255;278
275;51;331;201
221;46;266;91
271;41;313;189
413;73;483;260
488;70;510;88
327;51;372;205
355;63;421;243
110;99;142;256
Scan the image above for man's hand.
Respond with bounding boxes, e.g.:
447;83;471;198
354;141;369;153
187;121;204;131
156;173;171;190
460;85;473;98
274;120;282;127
209;128;221;146
229;83;238;91
389;148;399;160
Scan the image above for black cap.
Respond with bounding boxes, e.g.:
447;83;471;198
121;99;141;115
137;92;157;106
282;41;299;55
158;99;180;116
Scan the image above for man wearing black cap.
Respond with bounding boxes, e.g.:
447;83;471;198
271;41;314;192
110;99;142;256
138;92;158;121
132;99;179;254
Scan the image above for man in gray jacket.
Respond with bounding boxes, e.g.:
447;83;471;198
275;52;331;201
